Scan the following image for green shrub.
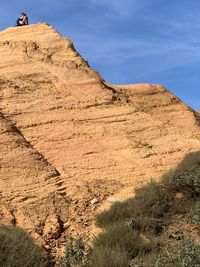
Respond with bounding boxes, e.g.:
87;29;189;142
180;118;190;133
163;151;200;196
0;225;48;267
157;238;200;267
131;238;200;267
96;181;172;233
88;223;158;267
191;201;200;228
95;200;132;228
86;246;130;267
133;216;164;234
92;224;154;259
133;181;172;217
130;251;160;267
61;237;85;267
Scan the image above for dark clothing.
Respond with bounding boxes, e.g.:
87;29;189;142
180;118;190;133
16;18;22;26
16;17;29;26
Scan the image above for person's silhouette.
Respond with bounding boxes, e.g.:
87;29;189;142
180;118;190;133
16;13;29;26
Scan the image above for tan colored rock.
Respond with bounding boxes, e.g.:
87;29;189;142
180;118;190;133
0;24;200;252
43;215;61;239
63;221;70;229
91;198;99;205
31;232;45;247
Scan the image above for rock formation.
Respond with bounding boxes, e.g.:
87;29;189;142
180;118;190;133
0;24;200;253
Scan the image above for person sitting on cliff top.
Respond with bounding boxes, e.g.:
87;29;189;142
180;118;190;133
16;13;29;26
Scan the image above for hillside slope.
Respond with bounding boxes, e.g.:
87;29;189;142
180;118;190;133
0;24;200;252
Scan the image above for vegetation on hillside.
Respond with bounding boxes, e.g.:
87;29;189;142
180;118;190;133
84;151;200;267
1;151;200;267
0;225;49;267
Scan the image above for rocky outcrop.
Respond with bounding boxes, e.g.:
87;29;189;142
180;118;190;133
0;24;200;253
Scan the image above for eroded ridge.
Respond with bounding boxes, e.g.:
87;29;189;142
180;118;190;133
0;24;200;255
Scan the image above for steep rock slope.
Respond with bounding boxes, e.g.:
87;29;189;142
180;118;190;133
0;24;200;250
0;112;63;224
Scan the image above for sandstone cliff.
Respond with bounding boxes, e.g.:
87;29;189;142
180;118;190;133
0;24;200;253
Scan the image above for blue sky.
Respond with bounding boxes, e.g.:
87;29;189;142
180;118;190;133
0;0;199;110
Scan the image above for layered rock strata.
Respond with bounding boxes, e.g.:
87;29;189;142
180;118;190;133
0;24;200;252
